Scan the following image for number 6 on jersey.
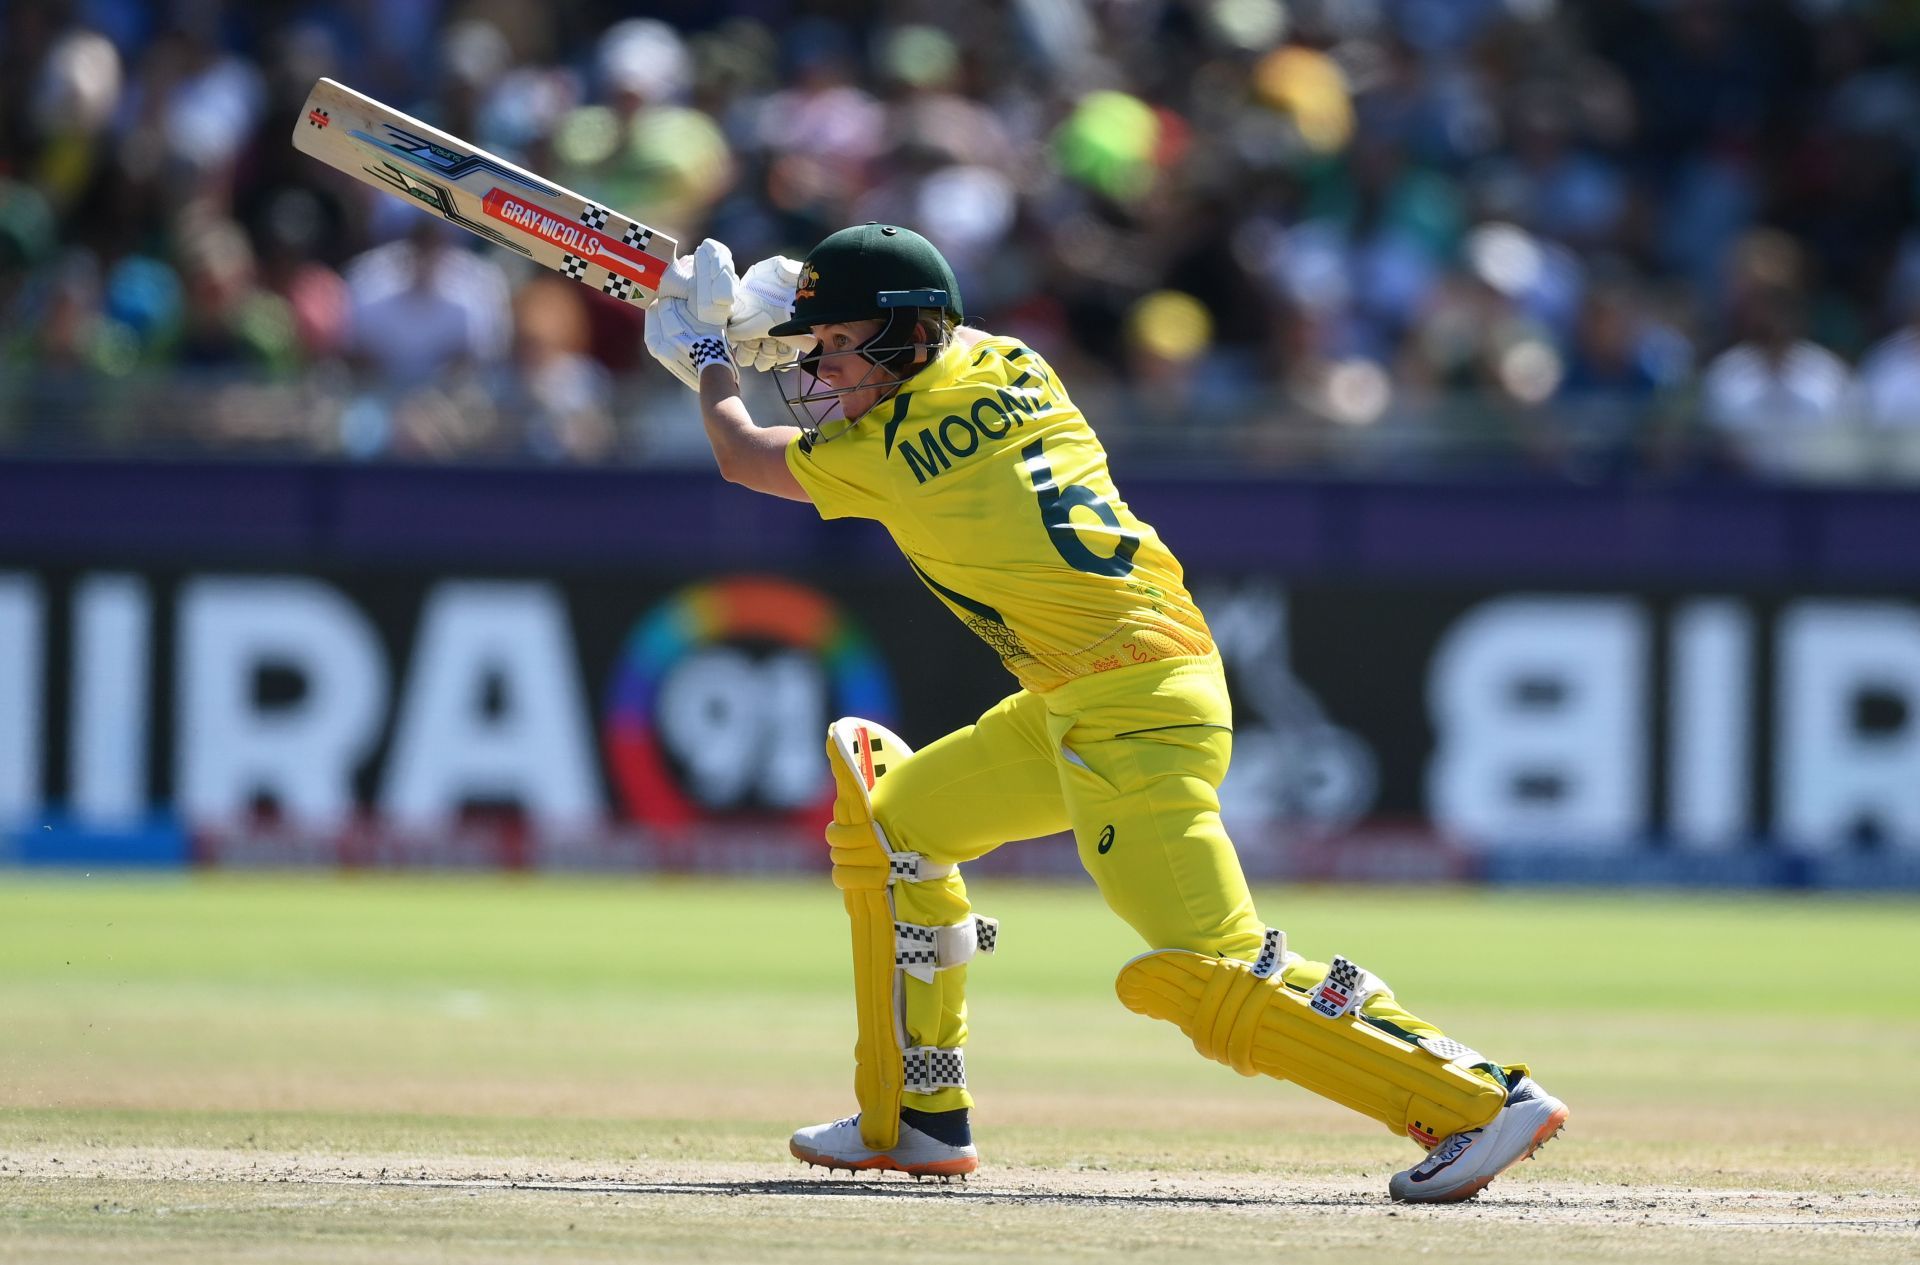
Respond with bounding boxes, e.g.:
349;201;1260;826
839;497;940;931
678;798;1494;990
1023;438;1140;577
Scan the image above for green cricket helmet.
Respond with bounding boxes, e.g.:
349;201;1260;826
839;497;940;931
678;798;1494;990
773;223;965;434
769;222;964;337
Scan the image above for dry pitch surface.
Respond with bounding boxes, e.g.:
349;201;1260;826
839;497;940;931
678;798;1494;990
2;874;1915;1263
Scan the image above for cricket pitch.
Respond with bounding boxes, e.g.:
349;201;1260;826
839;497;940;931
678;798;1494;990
2;874;1915;1262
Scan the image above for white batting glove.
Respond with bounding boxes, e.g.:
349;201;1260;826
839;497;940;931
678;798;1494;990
644;295;734;392
727;255;814;372
653;238;737;326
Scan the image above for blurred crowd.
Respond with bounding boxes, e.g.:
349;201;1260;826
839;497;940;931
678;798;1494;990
3;0;1920;479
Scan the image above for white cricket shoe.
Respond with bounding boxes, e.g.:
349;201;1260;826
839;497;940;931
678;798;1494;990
1389;1075;1568;1203
789;1114;978;1178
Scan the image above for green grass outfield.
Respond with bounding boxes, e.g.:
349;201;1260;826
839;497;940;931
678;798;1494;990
2;873;1916;1262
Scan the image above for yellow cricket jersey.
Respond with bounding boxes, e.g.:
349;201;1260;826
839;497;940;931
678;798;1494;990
784;334;1216;694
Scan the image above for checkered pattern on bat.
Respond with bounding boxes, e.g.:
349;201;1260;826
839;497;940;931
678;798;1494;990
561;254;586;281
603;274;635;301
903;1046;966;1093
621;222;653;250
580;204;609;230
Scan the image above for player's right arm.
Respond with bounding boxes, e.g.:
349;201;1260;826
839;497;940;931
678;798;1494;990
697;363;810;502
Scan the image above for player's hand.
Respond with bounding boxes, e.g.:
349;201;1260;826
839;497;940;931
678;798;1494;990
644;296;734;392
728;255;813;372
654;238;737;326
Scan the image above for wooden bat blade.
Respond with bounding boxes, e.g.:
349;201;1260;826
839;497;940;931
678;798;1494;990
293;77;677;305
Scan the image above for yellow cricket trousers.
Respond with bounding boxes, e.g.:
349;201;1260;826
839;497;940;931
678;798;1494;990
869;654;1264;1110
865;651;1500;1119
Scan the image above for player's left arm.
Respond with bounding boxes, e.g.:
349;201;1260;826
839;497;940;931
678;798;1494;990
697;363;810;502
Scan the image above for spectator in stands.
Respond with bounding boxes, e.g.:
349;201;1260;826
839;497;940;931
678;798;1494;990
1699;280;1855;479
27;28;122;214
0;1;1914;478
253;189;350;364
343;220;510;384
1857;295;1920;433
1560;281;1678;402
751;18;888;244
553;19;732;243
503;276;618;463
6;249;107;447
1854;289;1920;479
1551;276;1692;472
174;216;299;374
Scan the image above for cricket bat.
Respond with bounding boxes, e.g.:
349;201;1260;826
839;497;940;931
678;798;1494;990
292;77;677;304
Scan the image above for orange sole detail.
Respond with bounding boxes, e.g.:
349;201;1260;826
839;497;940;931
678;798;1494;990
789;1140;979;1178
1427;1104;1571;1204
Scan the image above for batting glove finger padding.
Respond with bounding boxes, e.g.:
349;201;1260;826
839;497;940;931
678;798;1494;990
728;255;811;371
731;334;812;373
686;238;737;326
654;238;737;320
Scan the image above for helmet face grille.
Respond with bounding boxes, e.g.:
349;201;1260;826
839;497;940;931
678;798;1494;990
776;309;954;437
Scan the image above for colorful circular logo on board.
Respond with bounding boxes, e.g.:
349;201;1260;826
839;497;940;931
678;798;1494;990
604;576;897;826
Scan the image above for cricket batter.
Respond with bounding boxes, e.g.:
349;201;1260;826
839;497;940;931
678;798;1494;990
644;225;1567;1202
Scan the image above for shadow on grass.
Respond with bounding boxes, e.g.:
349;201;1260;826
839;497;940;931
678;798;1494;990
366;1175;1362;1208
379;1180;1920;1224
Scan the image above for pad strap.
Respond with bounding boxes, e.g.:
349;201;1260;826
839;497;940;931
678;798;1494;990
1251;927;1301;979
1307;954;1389;1018
896;915;999;983
902;1045;966;1094
1300;955;1489;1075
888;851;954;883
1417;1034;1491;1070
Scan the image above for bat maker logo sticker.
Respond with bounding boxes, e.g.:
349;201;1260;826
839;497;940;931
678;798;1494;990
481;190;666;289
